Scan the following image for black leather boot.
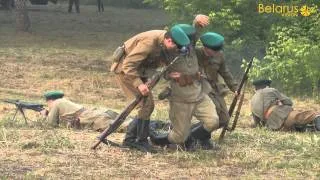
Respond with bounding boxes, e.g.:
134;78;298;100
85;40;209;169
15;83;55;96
315;116;320;131
135;120;156;153
122;119;138;147
191;124;220;150
149;132;171;146
184;135;197;151
294;124;307;132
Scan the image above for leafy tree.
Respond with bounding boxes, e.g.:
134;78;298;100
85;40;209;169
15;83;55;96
144;0;279;74
146;0;320;98
251;12;320;97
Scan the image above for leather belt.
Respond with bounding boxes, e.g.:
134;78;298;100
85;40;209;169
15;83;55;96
264;105;277;119
175;72;201;86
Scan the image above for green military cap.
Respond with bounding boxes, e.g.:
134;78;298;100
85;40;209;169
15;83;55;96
200;32;224;51
170;25;190;47
176;24;196;36
252;79;272;87
44;90;64;100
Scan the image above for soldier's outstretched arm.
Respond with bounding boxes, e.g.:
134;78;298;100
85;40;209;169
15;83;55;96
273;89;293;106
218;56;238;92
192;14;210;45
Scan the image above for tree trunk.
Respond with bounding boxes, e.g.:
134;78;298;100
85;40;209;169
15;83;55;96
15;0;31;32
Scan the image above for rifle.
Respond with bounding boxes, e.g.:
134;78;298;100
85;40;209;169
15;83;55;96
91;55;181;150
2;99;45;124
218;57;254;142
230;79;248;131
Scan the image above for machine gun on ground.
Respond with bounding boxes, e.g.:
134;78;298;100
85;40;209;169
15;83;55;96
2;99;45;124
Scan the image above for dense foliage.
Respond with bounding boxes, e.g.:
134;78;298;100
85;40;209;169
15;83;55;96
145;0;320;97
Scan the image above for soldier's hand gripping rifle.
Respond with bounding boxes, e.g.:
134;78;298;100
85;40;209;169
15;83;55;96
218;57;254;142
91;55;181;150
2;99;45;124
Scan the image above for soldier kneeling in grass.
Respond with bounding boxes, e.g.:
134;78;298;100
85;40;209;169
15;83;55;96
250;79;320;132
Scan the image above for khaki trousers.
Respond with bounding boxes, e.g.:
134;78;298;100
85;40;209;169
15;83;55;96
209;92;229;127
168;95;219;144
282;110;318;131
79;108;131;132
115;73;154;120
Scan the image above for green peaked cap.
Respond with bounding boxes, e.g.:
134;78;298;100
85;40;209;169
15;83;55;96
200;32;224;50
252;79;272;87
175;24;196;36
44;90;64;100
170;25;190;46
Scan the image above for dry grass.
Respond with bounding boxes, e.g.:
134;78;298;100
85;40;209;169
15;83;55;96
0;4;320;179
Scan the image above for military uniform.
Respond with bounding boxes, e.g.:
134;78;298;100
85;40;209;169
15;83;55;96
196;49;237;127
110;27;190;152
111;30;167;121
195;32;237;127
150;25;219;150
47;98;131;131
251;82;320;131
165;48;219;144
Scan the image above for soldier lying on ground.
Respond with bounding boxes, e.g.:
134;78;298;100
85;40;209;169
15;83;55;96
40;90;171;133
250;79;320;131
40;90;131;131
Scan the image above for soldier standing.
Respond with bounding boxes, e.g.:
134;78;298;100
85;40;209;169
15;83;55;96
110;27;190;152
195;32;238;128
250;79;320;131
68;0;80;13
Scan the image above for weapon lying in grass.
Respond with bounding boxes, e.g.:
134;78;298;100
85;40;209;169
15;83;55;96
2;99;45;124
218;57;254;142
91;55;181;150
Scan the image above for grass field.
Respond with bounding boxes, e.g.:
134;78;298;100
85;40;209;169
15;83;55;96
0;4;319;179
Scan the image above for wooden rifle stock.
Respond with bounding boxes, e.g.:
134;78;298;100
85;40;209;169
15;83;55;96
218;58;254;142
91;56;180;150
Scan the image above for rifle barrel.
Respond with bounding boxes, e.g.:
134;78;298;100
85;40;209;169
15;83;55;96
218;58;254;142
231;79;247;131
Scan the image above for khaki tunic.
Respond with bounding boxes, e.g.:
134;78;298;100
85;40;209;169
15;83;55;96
251;87;318;130
165;47;219;144
196;48;237;126
47;98;130;131
167;49;211;103
110;30;167;120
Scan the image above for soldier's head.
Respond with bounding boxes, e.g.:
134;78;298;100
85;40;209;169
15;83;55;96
200;32;224;57
164;25;190;51
44;91;64;107
252;79;272;90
